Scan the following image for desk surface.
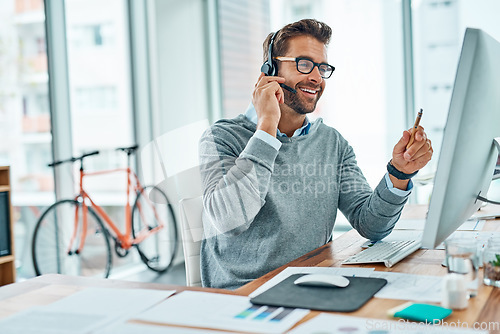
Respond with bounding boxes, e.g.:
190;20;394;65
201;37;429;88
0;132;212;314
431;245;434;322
236;204;500;330
1;204;500;332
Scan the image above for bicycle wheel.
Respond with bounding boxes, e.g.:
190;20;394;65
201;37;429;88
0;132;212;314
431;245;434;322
32;199;112;278
132;186;178;273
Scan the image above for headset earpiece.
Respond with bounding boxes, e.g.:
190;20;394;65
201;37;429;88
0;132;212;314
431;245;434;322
261;31;279;76
260;62;273;76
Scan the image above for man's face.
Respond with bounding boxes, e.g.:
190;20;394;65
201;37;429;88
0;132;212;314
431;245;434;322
277;35;328;115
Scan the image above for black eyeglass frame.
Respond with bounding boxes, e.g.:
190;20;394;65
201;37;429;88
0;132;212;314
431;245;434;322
274;56;335;79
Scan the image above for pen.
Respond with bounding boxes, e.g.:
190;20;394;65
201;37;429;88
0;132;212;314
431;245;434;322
406;108;423;149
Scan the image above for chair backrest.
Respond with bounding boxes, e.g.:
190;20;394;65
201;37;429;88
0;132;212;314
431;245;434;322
179;196;204;287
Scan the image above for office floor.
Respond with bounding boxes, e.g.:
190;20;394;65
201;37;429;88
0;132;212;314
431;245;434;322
120;262;187;285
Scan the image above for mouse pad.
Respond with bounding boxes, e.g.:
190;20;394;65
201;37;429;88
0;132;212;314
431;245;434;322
250;274;387;312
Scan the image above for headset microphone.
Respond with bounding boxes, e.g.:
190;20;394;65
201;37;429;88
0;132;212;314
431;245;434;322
260;30;297;94
279;83;297;94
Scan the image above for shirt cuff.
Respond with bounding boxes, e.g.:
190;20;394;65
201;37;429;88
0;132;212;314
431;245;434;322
254;129;282;151
384;172;413;197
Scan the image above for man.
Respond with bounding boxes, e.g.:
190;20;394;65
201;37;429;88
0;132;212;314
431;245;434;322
199;19;433;290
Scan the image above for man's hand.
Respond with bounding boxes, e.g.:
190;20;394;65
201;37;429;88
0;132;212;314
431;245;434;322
392;125;433;172
252;73;285;137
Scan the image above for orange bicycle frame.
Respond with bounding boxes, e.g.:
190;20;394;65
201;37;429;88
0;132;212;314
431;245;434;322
66;166;164;255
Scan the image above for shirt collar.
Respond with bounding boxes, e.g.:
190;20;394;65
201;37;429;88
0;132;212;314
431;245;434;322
244;103;310;138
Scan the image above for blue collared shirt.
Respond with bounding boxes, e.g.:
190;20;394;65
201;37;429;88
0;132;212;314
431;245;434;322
244;102;412;194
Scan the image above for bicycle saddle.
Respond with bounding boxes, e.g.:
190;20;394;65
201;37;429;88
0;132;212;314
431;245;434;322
116;145;139;155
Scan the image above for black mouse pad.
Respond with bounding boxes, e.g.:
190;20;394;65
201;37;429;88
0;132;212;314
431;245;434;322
250;274;387;312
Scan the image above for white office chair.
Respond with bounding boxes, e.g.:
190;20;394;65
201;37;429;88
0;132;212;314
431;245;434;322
179;196;204;287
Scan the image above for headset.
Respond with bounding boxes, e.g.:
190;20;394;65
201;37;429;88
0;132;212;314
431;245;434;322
260;31;279;76
260;30;296;93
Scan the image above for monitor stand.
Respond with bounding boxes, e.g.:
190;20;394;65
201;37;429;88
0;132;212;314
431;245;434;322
476;137;500;205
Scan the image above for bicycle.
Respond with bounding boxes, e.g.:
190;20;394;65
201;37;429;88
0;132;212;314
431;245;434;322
32;145;178;278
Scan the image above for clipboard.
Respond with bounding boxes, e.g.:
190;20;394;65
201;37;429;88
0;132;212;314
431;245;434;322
250;274;387;312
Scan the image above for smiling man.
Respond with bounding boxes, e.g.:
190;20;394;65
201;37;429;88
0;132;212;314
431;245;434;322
198;19;433;290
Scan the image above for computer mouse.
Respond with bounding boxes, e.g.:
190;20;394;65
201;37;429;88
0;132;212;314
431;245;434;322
293;274;350;288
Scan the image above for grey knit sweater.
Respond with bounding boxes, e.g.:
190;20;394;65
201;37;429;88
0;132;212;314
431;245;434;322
199;114;408;290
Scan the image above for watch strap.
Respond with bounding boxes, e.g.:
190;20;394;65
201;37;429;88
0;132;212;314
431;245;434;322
387;160;418;180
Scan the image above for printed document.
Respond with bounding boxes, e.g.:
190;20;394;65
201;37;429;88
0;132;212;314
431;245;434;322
133;290;309;334
370;271;442;303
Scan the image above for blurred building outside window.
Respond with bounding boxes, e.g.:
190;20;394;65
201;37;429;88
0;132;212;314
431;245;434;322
0;0;53;279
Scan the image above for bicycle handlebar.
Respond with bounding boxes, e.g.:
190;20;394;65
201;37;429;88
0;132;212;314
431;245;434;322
48;144;139;168
48;150;100;167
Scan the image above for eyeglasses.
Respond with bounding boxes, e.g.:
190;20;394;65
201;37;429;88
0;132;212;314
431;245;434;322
274;57;335;79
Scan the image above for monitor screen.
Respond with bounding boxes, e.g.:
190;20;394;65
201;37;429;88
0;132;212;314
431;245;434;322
422;28;500;249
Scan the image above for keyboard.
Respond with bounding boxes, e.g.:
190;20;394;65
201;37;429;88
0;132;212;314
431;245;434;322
494;167;500;180
342;239;422;268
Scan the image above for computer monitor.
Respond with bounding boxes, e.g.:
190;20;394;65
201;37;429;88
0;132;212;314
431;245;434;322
421;28;500;249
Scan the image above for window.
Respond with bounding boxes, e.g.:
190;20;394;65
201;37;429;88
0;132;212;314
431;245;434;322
68;23;115;49
0;0;53;278
412;0;500;202
218;0;271;118
66;0;134;162
65;0;136;274
74;86;118;111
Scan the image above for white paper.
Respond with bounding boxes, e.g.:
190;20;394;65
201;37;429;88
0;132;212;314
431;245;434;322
459;219;486;231
44;287;175;315
94;322;237;334
134;290;309;334
371;271;443;303
249;266;375;298
0;309;108;334
0;287;175;334
289;313;487;334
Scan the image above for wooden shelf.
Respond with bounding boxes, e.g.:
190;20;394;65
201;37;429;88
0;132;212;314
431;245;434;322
0;255;14;265
0;166;15;286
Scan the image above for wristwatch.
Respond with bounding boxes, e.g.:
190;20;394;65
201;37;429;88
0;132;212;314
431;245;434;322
387;160;418;180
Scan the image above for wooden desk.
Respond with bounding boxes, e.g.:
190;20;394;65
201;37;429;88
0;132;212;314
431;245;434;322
1;205;499;332
237;205;500;332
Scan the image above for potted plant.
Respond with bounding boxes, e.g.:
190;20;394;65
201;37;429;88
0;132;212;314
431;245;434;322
483;251;500;287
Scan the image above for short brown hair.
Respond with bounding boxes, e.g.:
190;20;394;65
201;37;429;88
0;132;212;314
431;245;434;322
262;19;332;62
